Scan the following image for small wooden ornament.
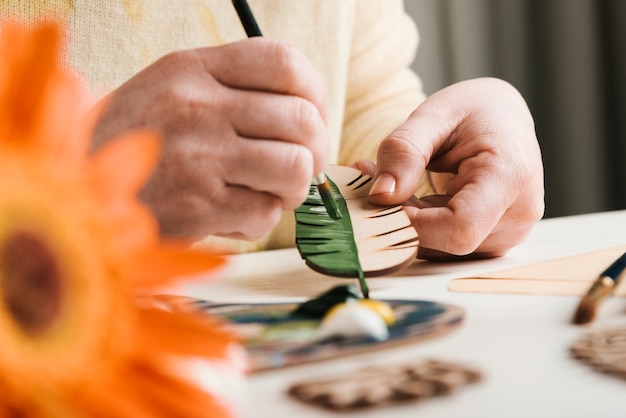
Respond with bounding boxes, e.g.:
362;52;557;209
571;327;626;378
295;165;419;278
288;359;482;411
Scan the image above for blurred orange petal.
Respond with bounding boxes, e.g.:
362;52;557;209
0;22;62;149
137;307;237;358
128;243;226;288
123;361;231;418
88;130;161;202
0;21;241;418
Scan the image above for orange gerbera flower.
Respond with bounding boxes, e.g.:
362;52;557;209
0;21;242;417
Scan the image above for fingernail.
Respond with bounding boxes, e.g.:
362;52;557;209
369;174;396;196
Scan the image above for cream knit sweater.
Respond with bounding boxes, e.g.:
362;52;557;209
1;0;434;252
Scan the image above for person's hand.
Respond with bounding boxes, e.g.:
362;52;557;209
92;38;329;241
361;77;544;259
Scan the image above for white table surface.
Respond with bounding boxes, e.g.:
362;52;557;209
178;210;626;418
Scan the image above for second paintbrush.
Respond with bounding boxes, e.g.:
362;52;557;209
231;0;341;220
572;251;626;324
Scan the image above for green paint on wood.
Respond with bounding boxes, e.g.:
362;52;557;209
295;178;369;296
292;284;361;318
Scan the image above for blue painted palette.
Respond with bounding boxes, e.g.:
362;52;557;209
161;296;464;372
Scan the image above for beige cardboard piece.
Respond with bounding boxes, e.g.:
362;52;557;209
449;245;626;296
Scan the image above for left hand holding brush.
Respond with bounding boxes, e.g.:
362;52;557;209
361;78;545;259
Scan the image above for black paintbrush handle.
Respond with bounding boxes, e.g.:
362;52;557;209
601;251;626;282
232;0;263;37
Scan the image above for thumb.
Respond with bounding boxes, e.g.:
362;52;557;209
368;89;467;206
368;120;433;206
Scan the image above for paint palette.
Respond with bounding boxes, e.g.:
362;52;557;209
295;165;419;279
159;295;464;372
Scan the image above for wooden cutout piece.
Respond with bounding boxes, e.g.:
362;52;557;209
288;359;482;411
295;165;419;278
449;245;626;296
571;327;626;378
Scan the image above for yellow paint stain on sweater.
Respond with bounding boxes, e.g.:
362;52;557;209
121;0;143;26
194;0;223;45
118;0;151;66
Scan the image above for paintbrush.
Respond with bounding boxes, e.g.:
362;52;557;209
572;251;626;325
231;0;342;220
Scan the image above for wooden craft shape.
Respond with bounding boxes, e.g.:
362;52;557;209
450;245;626;296
288;359;482;411
295;165;419;278
571;327;626;379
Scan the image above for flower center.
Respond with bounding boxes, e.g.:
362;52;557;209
1;231;63;334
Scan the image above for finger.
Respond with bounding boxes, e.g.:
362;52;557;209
351;159;377;177
162;185;284;242
226;89;329;175
210;184;284;241
222;137;315;210
199;38;327;119
416;219;532;260
404;192;502;259
368;101;463;206
405;178;509;256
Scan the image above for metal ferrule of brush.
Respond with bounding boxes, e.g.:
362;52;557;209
586;276;615;301
311;173;326;186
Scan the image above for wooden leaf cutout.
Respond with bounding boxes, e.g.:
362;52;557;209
295;165;419;277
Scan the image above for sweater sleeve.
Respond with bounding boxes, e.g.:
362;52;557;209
340;0;435;198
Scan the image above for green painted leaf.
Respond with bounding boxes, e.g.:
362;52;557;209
295;166;419;280
295;178;361;277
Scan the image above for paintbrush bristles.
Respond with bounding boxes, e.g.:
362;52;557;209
572;296;597;325
572;253;626;325
317;181;342;220
572;275;615;325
